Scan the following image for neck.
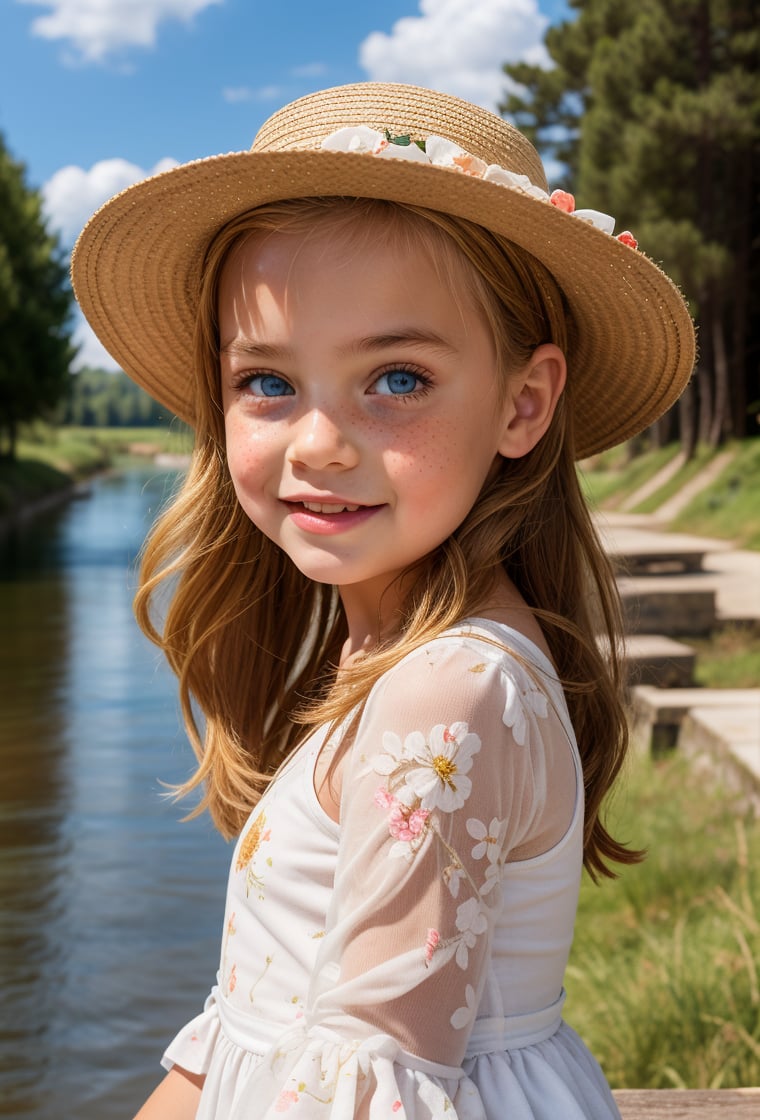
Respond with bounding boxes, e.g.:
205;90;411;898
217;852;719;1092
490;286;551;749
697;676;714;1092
337;575;411;666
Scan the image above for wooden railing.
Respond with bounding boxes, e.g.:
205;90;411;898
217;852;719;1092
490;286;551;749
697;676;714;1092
613;1088;760;1117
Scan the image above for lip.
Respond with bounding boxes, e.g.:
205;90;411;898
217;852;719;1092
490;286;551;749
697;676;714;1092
282;499;384;536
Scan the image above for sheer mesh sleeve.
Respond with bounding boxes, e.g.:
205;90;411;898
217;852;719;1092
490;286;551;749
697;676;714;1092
237;632;578;1117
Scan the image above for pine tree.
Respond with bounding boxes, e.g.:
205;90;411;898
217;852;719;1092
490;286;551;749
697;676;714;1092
502;0;759;453
0;134;75;459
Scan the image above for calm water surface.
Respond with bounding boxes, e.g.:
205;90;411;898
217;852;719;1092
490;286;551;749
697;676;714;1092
0;469;229;1118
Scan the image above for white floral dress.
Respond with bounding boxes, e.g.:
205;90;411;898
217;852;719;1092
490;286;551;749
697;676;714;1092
163;621;621;1119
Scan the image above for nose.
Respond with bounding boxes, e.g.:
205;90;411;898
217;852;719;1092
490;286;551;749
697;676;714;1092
286;407;360;471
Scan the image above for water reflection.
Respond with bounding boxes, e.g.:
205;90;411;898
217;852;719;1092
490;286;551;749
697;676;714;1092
0;469;229;1118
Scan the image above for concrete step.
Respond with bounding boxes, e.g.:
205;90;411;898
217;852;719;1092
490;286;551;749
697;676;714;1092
601;527;729;575
618;576;716;637
614;1088;760;1118
680;703;760;807
628;685;760;799
624;635;696;689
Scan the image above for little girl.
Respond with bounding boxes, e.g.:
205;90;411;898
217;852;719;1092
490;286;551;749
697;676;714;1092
72;83;694;1119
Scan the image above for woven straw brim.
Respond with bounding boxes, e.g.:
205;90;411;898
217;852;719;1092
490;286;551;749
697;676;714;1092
71;90;695;460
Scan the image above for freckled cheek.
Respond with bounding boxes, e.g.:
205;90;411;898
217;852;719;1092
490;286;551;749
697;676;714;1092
224;420;284;485
382;427;471;485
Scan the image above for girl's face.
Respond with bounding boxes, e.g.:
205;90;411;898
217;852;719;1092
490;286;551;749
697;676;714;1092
218;218;515;621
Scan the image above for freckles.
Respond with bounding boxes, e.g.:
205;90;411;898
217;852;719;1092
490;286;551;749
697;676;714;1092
383;435;452;480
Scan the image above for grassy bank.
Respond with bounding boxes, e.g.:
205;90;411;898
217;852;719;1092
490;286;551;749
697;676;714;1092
0;423;190;517
579;438;760;550
568;751;759;1089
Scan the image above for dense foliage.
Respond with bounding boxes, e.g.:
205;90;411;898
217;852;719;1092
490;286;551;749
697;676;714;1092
0;134;74;459
502;0;759;453
61;367;174;428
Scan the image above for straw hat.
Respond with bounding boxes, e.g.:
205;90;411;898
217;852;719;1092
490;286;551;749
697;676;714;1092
71;82;695;459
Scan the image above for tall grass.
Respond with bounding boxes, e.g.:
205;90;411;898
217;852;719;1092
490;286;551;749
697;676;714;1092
567;751;760;1088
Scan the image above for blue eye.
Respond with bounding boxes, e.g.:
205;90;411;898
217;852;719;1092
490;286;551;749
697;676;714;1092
373;369;424;396
248;374;294;397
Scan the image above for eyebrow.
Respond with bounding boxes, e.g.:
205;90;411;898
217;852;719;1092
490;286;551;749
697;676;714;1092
220;328;460;361
340;329;460;358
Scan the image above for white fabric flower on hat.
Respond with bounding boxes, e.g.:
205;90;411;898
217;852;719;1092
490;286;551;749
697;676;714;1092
483;164;549;199
321;125;386;155
321;125;429;162
320;125;626;240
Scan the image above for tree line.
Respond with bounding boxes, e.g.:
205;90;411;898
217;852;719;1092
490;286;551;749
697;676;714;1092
502;0;759;454
1;0;757;459
59;366;174;428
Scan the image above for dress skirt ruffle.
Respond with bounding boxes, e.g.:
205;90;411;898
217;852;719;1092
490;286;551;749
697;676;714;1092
162;991;621;1119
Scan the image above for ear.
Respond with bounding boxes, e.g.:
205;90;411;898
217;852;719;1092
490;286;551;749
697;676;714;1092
497;344;567;459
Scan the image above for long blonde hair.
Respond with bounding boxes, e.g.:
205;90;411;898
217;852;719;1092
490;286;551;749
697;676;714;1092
135;196;639;880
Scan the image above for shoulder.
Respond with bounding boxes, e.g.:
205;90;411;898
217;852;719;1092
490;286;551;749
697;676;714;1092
359;624;565;748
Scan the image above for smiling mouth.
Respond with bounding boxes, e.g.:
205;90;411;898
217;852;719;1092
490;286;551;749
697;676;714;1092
299;501;362;514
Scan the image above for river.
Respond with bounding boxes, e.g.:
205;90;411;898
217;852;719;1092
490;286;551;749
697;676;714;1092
0;467;229;1118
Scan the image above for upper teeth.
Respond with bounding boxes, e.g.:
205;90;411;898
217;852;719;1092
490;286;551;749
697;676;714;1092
302;502;361;513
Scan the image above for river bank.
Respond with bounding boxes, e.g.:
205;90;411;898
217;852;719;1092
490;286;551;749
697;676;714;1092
0;424;191;530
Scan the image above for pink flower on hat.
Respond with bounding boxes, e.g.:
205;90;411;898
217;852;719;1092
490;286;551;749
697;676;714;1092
616;230;638;249
550;189;575;213
453;151;488;177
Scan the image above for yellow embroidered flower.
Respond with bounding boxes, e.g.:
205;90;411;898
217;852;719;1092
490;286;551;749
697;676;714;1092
237;811;267;871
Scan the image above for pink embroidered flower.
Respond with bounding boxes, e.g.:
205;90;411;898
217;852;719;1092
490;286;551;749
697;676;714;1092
374;786;394;810
424;927;440;964
616;230;638;249
392;1101;403;1113
550;189;575;213
228;963;237;993
373;137;391;154
275;1089;300;1112
388;802;429;841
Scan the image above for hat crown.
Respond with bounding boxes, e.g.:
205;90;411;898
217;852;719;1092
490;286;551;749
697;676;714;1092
251;82;549;192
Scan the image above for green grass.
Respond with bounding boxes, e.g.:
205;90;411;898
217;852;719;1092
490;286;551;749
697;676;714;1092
670;440;760;549
631;444;716;515
0;457;74;515
579;438;760;550
690;627;760;689
567;752;760;1089
29;422;193;461
578;443;682;511
0;423;192;517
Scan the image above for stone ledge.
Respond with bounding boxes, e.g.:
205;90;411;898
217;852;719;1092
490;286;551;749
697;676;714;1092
613;1087;760;1118
625;635;696;689
617;579;716;637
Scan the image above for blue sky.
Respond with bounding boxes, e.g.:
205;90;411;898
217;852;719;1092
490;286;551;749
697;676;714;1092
2;0;570;368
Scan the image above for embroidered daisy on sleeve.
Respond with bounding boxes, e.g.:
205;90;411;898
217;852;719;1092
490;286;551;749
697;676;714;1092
454;897;488;968
502;671;549;746
467;816;508;893
451;983;478;1030
405;723;482;812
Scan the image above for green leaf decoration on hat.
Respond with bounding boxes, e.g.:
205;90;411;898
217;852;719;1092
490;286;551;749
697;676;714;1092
384;129;426;152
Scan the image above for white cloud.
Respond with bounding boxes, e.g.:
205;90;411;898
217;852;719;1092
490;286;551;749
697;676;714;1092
19;0;222;63
43;156;177;371
290;62;327;79
359;0;550;111
43;156;178;247
222;84;283;104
